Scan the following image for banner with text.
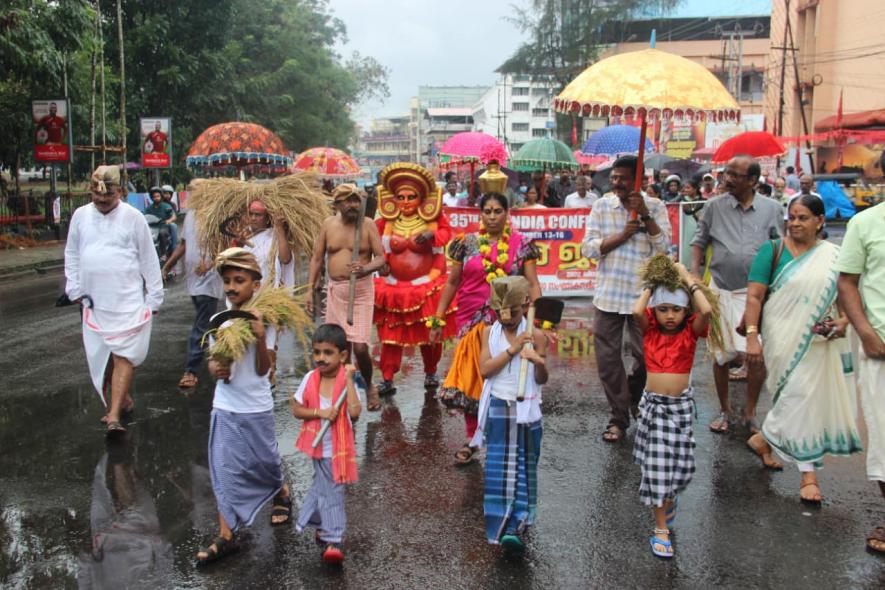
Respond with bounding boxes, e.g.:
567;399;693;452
445;207;597;296
445;204;693;297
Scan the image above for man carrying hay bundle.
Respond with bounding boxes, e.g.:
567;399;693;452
308;184;386;411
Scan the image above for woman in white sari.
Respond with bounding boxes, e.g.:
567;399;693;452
743;195;862;504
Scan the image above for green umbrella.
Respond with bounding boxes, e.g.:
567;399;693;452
510;137;579;172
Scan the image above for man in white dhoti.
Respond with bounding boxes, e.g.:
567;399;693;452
65;165;163;436
837;201;885;555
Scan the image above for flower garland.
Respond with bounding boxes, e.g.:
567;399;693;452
478;222;512;284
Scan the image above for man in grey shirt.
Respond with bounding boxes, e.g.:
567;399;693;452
691;155;783;435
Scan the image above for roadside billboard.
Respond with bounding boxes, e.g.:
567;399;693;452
141;117;172;168
32;99;72;163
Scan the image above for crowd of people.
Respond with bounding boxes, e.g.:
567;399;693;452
62;155;885;569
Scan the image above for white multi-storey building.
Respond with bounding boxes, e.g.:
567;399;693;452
472;74;560;154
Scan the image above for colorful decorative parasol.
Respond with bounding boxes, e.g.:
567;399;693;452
711;131;786;163
510;137;578;172
292;147;361;178
186;122;292;168
438;132;508;166
555;36;739;216
581;125;655;156
573;151;613;169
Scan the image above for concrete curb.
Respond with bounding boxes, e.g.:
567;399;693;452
0;259;65;281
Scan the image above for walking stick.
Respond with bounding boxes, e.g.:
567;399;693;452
311;388;348;449
515;305;536;402
346;198;367;326
516;297;565;402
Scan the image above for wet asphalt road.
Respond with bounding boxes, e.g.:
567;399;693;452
1;262;884;589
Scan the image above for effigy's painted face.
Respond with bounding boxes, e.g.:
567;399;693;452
395;187;420;216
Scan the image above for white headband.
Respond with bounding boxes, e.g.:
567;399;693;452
649;286;690;308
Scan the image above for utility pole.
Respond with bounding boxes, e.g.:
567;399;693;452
786;7;815;172
776;0;790;136
98;0;107;163
116;0;126;180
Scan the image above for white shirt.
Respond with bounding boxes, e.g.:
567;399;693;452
246;228;293;287
212;326;277;413
443;193;464;207
563;191;599;209
294;368;364;458
65;202;163;312
182;213;223;299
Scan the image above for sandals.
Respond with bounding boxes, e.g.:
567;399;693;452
196;535;240;567
500;534;525;554
271;493;292;525
178;372;199;388
866;525;885;554
322;543;345;565
746;433;783;470
99;401;134;424
799;482;822;505
454;444;478;466
602;424;623;443
649;528;674;558
709;411;729;434
105;421;126;438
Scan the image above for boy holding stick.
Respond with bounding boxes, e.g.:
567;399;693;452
292;323;363;564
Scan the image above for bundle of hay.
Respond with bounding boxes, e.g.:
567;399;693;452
639;254;724;354
187;172;331;259
206;286;314;367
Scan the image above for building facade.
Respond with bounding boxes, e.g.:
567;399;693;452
410;86;490;166
354;115;412;177
472;74;560;154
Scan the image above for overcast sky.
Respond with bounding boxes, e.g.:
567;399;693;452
328;0;772;125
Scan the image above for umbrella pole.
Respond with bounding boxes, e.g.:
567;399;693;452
631;113;648;220
469;161;476;202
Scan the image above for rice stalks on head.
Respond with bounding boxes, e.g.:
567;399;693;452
187;172;331;260
206;285;315;366
639;254;725;354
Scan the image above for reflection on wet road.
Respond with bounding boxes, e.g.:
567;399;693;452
0;269;883;588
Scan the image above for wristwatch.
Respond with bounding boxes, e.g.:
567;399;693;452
639;213;652;222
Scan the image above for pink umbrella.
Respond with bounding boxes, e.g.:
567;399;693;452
438;132;507;197
573;151;613;169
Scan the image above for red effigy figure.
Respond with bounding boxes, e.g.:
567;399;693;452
373;162;457;395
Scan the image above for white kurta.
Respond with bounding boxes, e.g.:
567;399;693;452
65;202;163;403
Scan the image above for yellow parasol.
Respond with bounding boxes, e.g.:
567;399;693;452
555;37;739;212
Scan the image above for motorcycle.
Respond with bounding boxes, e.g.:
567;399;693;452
144;213;171;264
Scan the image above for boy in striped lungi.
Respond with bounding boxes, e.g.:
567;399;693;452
292;324;363;564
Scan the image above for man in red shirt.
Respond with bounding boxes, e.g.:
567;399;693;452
37;102;67;145
145;121;167;153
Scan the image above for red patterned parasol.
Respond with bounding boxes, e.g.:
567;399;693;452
292;147;361;178
186;122;292;168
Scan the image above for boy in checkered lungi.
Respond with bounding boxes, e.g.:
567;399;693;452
631;263;712;559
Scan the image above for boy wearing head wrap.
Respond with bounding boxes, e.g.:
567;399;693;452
471;276;548;553
630;264;712;559
64;165;163;436
307;184;386;410
196;248;292;566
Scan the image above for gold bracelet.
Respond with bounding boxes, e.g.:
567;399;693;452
745;325;759;335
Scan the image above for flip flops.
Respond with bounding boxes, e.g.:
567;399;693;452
649;529;674;558
271;493;292;525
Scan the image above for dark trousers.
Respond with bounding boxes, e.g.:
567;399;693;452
186;295;219;374
593;307;646;430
